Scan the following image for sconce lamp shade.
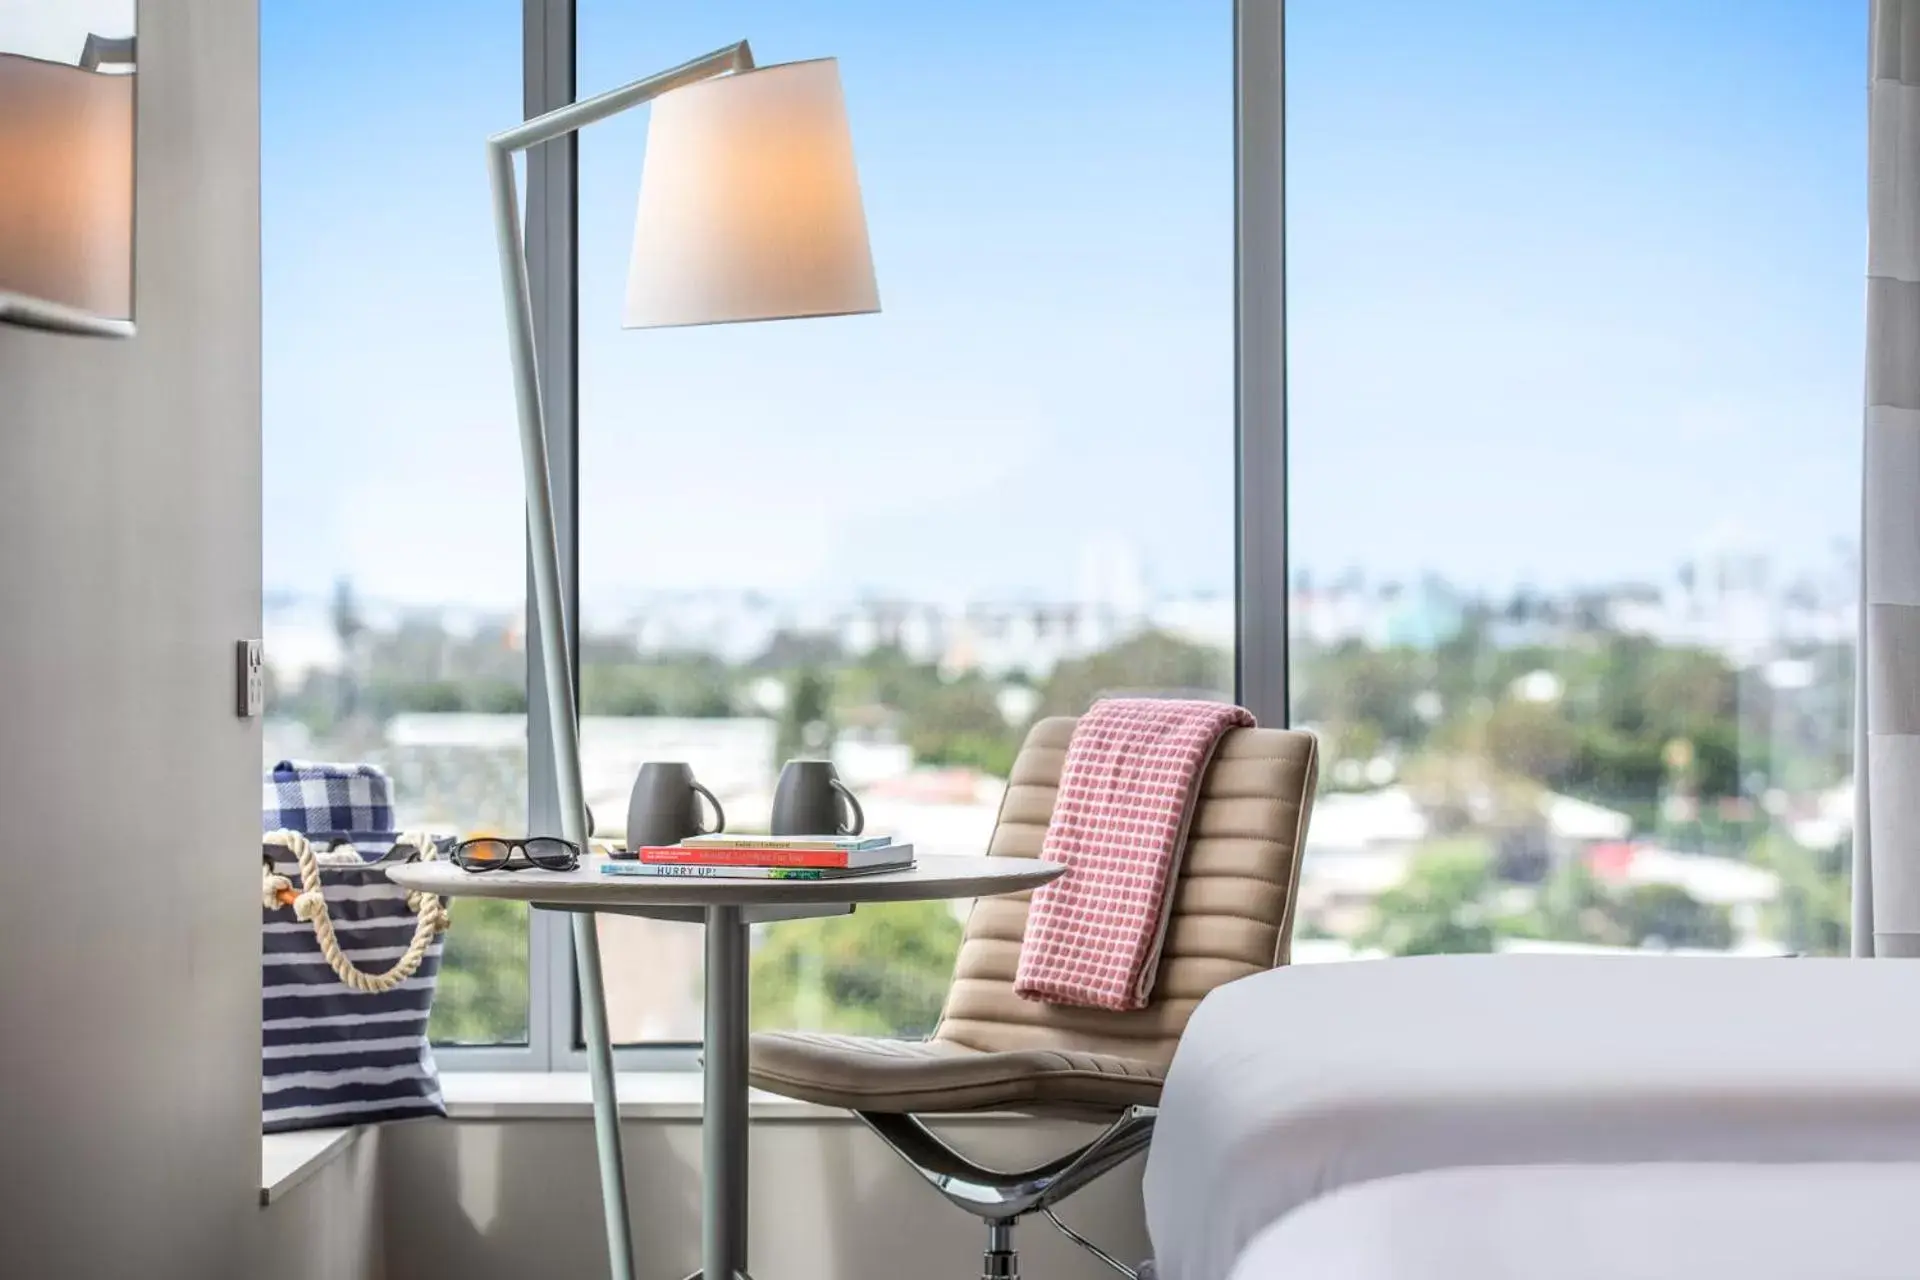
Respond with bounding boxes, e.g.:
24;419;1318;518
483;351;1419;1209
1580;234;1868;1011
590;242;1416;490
624;58;878;329
0;53;132;320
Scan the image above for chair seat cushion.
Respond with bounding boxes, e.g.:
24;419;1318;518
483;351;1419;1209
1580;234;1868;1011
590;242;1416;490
749;1030;1165;1115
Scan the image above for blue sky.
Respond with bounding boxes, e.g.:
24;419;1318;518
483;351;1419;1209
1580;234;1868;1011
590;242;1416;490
263;0;1864;613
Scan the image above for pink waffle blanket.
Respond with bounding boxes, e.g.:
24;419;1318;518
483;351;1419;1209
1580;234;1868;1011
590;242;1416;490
1014;697;1255;1011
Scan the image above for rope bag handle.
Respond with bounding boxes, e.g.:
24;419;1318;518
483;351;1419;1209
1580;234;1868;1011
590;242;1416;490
261;829;449;995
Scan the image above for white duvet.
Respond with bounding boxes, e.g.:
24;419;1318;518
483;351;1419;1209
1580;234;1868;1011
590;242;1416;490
1144;956;1920;1280
1225;1164;1920;1280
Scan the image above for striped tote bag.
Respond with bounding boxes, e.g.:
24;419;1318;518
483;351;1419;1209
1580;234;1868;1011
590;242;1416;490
261;761;449;1133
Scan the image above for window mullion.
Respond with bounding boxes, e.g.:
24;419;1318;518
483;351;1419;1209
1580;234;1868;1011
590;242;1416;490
524;0;579;1072
1235;0;1289;727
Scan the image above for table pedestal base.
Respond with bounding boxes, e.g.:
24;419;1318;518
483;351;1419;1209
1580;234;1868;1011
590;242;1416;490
700;903;752;1280
572;902;756;1280
559;899;846;1280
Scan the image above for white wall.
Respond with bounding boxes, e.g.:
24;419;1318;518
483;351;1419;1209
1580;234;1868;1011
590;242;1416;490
380;1115;1149;1280
261;1133;386;1280
0;1;264;1274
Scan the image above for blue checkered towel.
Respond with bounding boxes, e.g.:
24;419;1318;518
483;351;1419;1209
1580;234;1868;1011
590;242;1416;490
264;759;396;846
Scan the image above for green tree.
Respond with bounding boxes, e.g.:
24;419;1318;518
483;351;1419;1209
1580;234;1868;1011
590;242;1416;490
468;677;528;714
582;656;736;719
831;647;1023;774
905;676;1019;776
1358;844;1500;956
750;901;964;1035
377;679;465;713
429;898;530;1044
1754;832;1850;956
1616;882;1733;950
776;666;835;763
1038;631;1230;719
1566;731;1666;812
1533;859;1627;947
1483;698;1580;782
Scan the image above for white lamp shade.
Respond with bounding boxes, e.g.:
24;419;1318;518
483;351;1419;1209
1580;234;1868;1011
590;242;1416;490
0;53;132;320
624;57;878;329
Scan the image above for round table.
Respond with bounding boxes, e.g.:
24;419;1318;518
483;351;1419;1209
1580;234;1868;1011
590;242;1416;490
388;853;1063;1280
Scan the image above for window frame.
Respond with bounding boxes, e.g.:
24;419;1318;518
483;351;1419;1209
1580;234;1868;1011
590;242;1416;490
431;0;577;1071
435;0;1288;1071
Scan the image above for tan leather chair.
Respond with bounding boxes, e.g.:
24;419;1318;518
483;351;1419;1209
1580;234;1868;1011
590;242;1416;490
750;715;1319;1279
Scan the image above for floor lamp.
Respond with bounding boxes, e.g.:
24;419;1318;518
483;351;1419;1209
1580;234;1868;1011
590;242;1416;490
488;43;879;1280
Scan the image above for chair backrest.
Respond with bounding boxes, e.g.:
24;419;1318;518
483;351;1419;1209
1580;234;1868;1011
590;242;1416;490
931;715;1319;1066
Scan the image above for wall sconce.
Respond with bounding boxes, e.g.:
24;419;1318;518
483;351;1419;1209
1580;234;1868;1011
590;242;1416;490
0;2;136;338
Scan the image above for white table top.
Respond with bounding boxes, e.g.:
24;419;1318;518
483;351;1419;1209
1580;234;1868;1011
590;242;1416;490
387;853;1062;910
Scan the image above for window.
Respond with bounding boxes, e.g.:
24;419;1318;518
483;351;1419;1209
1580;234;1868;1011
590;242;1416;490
1285;1;1861;960
261;0;1859;1071
261;1;532;1046
575;0;1236;1042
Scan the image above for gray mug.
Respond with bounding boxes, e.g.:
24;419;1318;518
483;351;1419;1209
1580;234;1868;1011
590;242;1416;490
625;762;725;854
770;759;865;837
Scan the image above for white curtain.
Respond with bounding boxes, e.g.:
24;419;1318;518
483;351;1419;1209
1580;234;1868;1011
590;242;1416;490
1859;0;1920;956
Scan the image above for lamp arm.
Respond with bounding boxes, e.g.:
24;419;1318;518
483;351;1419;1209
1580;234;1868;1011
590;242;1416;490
483;39;752;1280
489;39;753;154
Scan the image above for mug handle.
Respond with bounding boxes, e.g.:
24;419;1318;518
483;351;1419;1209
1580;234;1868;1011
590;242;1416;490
691;780;726;835
830;778;865;836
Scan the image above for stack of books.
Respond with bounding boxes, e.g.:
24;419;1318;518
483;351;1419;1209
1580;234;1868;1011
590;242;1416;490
601;832;915;880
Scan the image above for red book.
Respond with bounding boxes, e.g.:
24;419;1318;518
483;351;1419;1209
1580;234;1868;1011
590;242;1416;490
636;843;913;870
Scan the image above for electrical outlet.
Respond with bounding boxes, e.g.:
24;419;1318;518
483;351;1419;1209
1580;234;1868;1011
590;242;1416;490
237;639;264;718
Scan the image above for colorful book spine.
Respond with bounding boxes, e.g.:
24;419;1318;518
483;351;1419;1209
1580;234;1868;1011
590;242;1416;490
601;862;880;880
679;834;893;851
637;844;909;869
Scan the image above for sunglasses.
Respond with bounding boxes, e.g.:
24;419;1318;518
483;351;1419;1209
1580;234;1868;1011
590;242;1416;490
450;835;582;873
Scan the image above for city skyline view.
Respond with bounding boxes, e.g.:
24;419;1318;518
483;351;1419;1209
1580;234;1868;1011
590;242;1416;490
263;509;1859;1046
265;526;1859;682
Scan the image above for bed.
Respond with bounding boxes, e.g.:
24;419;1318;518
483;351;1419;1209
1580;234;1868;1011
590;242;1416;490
1222;1164;1920;1280
1143;955;1920;1280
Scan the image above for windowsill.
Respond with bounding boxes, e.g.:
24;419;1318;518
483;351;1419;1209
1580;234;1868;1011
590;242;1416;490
260;1125;363;1206
439;1071;838;1121
261;1070;1004;1202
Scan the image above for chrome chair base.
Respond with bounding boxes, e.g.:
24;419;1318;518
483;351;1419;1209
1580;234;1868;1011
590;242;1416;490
984;1222;1020;1280
1043;1207;1141;1278
856;1106;1156;1279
